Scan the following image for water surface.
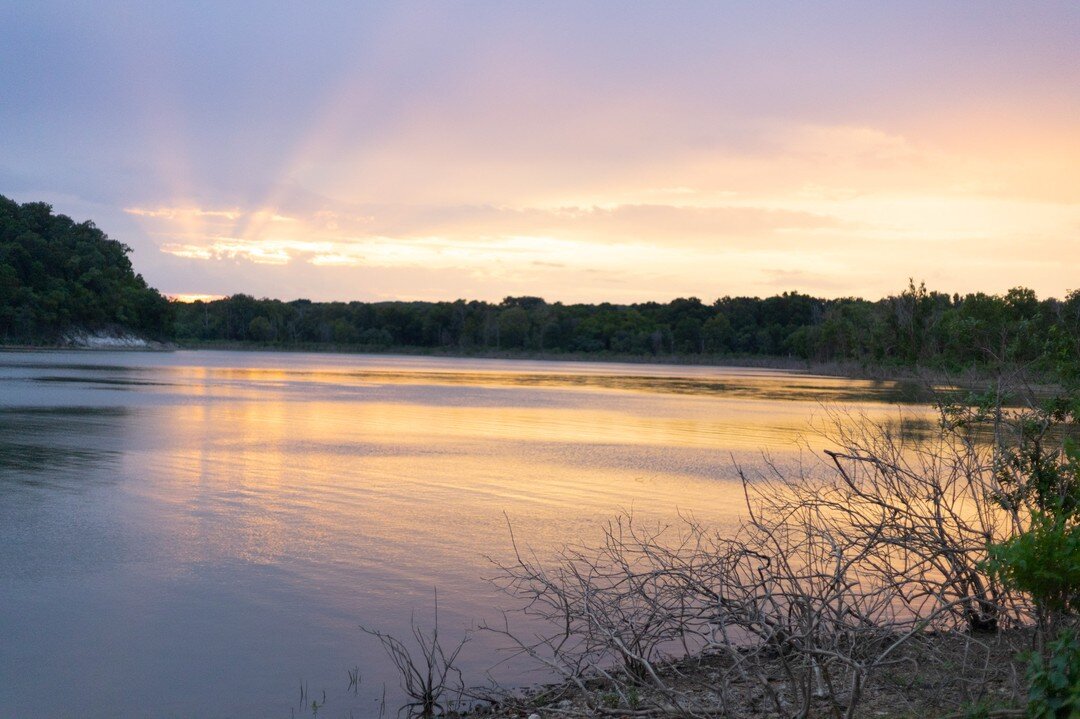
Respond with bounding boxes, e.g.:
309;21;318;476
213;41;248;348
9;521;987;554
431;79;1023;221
0;351;923;717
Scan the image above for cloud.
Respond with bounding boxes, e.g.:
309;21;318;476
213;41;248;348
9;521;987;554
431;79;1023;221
126;206;243;221
130;199;846;265
125;178;1080;304
158;243;215;261
158;236;333;266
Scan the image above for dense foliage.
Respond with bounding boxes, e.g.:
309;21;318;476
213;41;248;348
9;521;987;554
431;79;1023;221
0;195;170;342
173;282;1080;370
978;351;1080;717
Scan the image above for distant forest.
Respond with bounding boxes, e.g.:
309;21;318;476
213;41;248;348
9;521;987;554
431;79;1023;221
0;195;170;342
3;194;1078;371
174;284;1080;371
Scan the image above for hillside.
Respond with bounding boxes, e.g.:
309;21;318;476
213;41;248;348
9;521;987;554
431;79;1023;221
0;195;170;344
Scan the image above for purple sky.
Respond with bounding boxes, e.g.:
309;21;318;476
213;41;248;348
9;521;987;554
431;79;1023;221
3;1;1079;302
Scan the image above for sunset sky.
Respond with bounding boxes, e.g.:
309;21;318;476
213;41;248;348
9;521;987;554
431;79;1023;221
2;2;1078;303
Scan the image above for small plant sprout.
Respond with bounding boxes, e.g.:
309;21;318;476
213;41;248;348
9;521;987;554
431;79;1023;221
347;665;361;695
360;589;469;718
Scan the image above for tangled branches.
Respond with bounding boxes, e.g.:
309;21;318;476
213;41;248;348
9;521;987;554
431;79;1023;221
484;402;1047;717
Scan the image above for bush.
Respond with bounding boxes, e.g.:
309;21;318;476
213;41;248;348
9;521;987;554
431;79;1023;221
1026;629;1080;719
987;514;1080;617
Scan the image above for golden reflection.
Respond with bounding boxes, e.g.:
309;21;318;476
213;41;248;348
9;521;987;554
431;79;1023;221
124;357;940;600
159;361;940;405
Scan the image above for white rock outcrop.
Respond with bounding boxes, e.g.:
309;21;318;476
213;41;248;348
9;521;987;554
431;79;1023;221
61;329;152;349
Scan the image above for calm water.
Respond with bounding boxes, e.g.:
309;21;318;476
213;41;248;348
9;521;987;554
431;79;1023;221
0;351;923;718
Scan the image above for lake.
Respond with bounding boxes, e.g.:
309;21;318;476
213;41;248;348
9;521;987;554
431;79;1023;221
0;350;925;718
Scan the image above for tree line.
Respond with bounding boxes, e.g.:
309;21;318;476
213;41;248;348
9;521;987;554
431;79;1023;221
173;283;1080;371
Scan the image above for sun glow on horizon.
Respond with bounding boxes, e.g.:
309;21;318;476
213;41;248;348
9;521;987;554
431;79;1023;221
167;293;227;303
128;146;1080;303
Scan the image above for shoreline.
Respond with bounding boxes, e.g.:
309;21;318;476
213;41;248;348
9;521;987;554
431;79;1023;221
0;339;1042;386
454;628;1030;718
167;341;1006;383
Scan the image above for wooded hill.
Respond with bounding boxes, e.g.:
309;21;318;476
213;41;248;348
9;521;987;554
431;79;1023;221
0;195;170;343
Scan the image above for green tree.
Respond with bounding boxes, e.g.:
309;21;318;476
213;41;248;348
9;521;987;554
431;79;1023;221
0;195;171;342
247;316;275;342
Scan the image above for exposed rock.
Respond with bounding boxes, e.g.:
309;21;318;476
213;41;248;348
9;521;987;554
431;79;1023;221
60;327;164;349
